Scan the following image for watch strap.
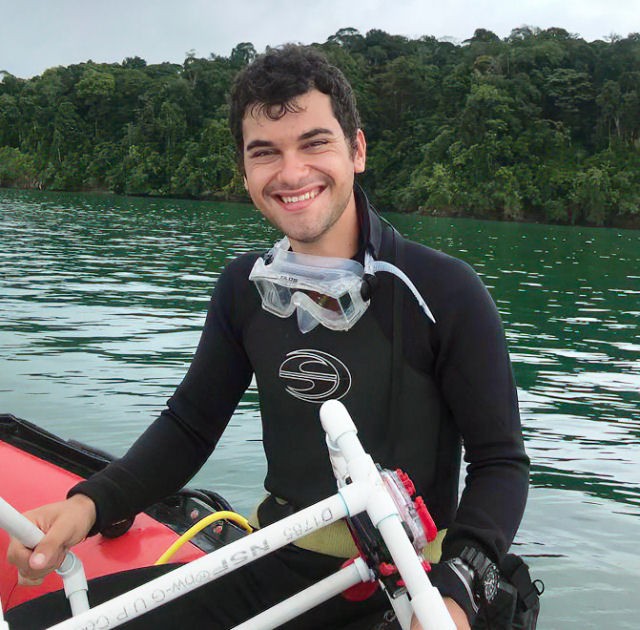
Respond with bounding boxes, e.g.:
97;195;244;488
447;556;479;614
460;546;500;605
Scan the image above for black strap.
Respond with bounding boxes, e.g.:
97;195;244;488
388;228;405;441
501;554;541;611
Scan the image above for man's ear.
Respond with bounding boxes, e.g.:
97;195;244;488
353;129;366;174
243;175;248;190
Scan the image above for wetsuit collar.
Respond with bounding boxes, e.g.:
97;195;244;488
354;185;383;260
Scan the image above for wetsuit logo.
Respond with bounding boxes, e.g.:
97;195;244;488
279;349;351;403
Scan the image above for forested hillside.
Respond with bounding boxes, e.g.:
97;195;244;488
1;27;639;226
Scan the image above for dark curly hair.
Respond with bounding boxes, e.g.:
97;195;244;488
229;45;361;165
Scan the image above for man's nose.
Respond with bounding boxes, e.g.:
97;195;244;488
278;151;309;185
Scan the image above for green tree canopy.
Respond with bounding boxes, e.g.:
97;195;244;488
1;26;639;226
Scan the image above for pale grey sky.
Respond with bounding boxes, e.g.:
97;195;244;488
1;0;638;78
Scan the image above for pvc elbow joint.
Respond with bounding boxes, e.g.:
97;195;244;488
57;552;90;614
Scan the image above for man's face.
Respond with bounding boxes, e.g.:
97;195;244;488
242;89;366;256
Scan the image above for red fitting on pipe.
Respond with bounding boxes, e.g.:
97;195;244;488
340;558;379;601
415;496;438;542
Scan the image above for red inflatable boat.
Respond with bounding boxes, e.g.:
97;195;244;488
0;413;244;617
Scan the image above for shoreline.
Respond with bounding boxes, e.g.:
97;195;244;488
1;184;639;231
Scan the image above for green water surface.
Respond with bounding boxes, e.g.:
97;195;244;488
0;189;638;629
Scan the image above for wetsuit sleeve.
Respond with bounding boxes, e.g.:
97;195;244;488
68;259;255;533
419;253;529;617
423;253;530;561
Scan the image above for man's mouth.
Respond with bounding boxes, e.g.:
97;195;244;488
278;187;324;205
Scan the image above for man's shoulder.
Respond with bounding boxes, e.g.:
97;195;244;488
398;236;494;321
223;250;263;272
210;252;264;333
402;236;477;282
212;251;264;309
217;250;263;285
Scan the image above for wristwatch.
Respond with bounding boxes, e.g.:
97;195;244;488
459;546;500;606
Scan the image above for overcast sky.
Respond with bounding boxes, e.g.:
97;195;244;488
2;0;639;79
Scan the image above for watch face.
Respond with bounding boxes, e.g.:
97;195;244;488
483;564;500;603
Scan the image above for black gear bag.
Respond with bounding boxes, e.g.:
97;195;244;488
473;554;543;630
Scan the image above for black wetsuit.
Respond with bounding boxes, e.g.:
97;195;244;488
61;187;529;628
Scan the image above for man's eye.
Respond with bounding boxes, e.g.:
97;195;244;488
305;140;329;149
250;149;276;158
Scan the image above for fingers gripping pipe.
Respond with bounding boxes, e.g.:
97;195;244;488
0;497;89;615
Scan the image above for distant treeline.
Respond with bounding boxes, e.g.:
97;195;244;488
1;26;639;227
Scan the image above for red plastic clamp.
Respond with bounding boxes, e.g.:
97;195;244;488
414;496;438;542
395;468;416;497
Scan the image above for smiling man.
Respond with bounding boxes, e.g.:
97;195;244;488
7;46;532;630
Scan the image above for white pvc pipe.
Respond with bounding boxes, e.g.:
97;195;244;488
386;591;415;630
320;401;455;630
57;552;90;616
0;497;45;549
46;493;350;630
232;557;373;630
0;498;89;615
378;516;455;630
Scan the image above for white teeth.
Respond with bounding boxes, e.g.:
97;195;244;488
281;189;319;204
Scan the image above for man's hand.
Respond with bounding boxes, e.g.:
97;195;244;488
410;597;471;630
7;494;96;586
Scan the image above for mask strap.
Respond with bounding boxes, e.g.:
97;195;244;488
365;253;436;324
275;236;290;251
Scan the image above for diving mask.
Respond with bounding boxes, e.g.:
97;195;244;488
249;237;435;334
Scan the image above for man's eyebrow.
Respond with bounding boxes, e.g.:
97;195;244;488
245;139;274;152
298;127;335;141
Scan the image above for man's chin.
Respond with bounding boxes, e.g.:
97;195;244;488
283;228;322;246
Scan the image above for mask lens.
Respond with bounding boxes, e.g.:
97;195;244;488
298;289;350;314
291;289;357;326
254;280;294;315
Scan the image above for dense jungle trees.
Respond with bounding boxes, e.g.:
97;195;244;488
1;28;639;227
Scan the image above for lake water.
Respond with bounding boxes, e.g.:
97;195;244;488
0;188;638;629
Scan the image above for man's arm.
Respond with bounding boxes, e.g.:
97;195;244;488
433;255;529;561
408;244;530;624
8;257;256;579
69;258;256;533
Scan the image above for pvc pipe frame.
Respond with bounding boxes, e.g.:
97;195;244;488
4;400;455;630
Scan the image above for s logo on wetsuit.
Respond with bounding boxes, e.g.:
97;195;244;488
279;349;352;403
